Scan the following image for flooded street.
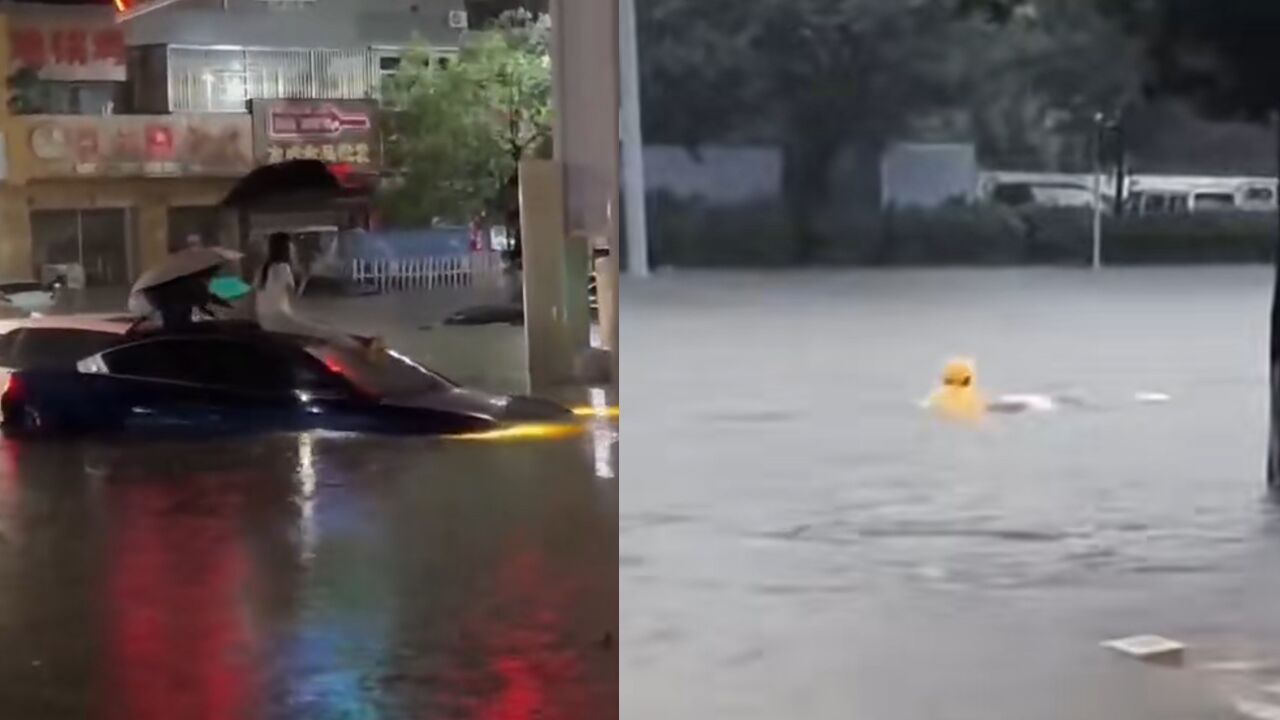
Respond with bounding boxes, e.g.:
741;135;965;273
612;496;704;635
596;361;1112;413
0;290;618;720
623;268;1280;720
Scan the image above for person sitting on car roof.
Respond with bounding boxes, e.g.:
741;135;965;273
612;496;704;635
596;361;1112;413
255;232;378;351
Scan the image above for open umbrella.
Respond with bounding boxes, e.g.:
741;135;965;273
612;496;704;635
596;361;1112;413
132;247;243;294
220;159;362;210
129;247;245;328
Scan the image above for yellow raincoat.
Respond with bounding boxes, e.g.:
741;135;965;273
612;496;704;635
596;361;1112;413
926;358;986;421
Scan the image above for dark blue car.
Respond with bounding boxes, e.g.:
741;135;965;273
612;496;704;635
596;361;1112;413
0;322;571;438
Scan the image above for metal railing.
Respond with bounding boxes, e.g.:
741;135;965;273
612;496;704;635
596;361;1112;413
350;252;505;293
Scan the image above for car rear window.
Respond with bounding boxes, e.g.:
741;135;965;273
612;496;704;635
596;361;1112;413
309;346;455;398
2;328;121;368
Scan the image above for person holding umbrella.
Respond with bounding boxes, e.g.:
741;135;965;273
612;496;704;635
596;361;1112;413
128;247;247;330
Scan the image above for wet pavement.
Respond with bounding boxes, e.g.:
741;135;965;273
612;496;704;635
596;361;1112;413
0;288;618;720
622;268;1280;720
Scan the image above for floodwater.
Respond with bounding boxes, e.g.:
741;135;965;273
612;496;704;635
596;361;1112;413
0;290;618;720
622;268;1280;720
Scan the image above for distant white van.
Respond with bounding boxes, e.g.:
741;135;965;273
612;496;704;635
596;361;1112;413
1127;176;1276;215
978;172;1110;210
980;171;1277;215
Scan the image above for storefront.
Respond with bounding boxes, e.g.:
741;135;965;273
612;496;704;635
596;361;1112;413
0;112;254;286
30;207;130;286
234;98;382;271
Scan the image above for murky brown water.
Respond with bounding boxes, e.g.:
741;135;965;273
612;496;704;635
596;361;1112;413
0;288;617;720
623;268;1280;720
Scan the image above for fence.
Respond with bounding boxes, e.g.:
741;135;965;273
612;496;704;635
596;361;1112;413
350;252;506;293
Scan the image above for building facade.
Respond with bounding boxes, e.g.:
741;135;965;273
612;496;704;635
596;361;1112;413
0;0;464;286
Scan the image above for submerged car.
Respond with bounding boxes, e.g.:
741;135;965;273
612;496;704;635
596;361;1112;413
0;313;134;387
0;321;572;438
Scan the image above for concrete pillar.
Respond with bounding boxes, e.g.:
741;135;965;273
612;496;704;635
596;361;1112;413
619;0;650;277
550;0;620;360
520;159;577;390
594;250;619;379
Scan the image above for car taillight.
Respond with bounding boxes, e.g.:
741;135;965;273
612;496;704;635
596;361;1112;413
2;374;22;403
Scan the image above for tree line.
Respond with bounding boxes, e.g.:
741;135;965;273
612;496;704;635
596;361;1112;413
637;0;1278;260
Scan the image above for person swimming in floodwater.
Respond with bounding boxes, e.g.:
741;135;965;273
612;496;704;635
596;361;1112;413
256;231;378;350
925;358;1077;420
926;358;987;420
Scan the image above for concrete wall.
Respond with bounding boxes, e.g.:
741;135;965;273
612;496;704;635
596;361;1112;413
880;142;979;209
643;145;782;205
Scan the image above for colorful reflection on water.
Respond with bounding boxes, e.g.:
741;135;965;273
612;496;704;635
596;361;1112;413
0;426;616;720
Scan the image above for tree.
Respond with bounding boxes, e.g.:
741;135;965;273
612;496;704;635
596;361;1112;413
640;0;981;263
977;0;1280;489
379;10;552;261
637;0;1141;261
465;0;548;27
961;0;1142;171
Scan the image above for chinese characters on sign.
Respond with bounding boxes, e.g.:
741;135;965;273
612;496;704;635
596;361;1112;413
252;100;381;173
9;17;126;82
266;142;373;165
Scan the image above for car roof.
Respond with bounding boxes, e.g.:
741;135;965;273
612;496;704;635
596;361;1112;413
118;320;324;349
0;313;134;336
0;317;342;356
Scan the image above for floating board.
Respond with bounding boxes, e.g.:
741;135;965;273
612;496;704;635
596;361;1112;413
1101;635;1186;662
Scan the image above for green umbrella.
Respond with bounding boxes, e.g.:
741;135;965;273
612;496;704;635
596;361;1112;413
210;276;252;302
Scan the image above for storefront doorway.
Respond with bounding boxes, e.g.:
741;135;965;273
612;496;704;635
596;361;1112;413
167;206;224;253
30;209;131;287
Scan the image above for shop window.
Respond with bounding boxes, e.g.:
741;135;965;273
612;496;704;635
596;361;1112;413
12;80;125;115
167;206;223;253
31;208;130;287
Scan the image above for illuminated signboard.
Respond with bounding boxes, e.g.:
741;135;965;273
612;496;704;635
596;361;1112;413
252;100;381;172
26;115;254;179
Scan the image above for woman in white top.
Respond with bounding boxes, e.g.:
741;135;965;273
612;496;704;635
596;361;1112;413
256;232;365;349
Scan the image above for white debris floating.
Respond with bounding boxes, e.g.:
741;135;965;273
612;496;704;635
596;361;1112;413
993;394;1057;413
1135;392;1173;404
1199;660;1279;674
1234;699;1280;720
1101;634;1186;662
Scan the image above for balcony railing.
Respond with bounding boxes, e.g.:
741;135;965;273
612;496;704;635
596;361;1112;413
167;46;383;112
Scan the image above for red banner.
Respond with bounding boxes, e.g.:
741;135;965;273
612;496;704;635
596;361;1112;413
9;14;126;82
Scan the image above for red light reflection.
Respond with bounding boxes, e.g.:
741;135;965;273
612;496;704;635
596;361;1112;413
453;547;597;720
102;478;257;720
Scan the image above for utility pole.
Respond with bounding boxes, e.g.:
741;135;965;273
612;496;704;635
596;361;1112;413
1091;112;1105;270
619;0;650;276
1111;118;1126;217
1268;110;1280;490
